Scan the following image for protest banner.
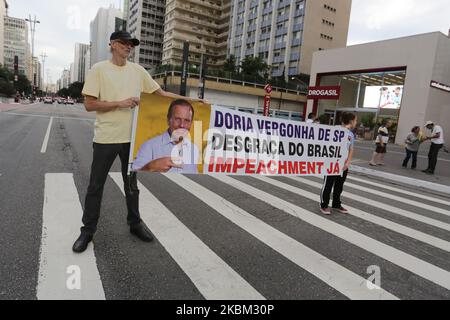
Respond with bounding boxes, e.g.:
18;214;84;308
129;93;349;176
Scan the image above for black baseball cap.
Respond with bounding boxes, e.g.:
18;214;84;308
110;30;140;46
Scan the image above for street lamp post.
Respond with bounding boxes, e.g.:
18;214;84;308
25;15;40;98
40;52;47;96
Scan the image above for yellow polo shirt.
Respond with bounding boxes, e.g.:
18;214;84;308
82;60;160;144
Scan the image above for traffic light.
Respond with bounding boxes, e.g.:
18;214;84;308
14;55;19;73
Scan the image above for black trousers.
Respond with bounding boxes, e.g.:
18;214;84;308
403;148;418;169
320;169;348;209
81;143;142;235
427;143;443;173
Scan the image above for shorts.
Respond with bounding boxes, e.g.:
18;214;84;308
375;143;387;154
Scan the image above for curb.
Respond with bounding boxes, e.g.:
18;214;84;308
350;165;450;196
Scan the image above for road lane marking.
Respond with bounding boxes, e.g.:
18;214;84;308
342;180;450;217
166;174;398;300
347;176;450;206
40;117;53;154
109;173;264;300
37;173;105;300
214;175;450;291
290;177;450;232
254;176;450;253
2;112;95;122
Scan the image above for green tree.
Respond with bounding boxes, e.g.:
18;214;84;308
68;81;84;99
223;55;237;74
240;56;269;78
57;87;70;98
0;66;16;97
16;74;32;95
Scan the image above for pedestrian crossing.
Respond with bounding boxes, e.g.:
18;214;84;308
6;171;449;300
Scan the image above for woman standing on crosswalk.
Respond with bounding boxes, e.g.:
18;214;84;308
320;112;357;215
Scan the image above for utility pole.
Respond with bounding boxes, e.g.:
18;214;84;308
40;52;47;95
25;15;40;98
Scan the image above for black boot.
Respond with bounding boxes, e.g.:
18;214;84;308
130;222;154;242
72;233;93;253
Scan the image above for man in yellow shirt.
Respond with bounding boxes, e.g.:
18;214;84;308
73;30;203;253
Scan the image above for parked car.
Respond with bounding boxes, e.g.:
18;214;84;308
66;98;74;105
44;97;53;104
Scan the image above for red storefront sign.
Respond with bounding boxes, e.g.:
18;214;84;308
307;86;341;100
263;95;271;117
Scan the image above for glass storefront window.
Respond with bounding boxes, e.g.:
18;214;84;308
317;69;406;140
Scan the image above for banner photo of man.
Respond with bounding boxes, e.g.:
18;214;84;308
130;93;350;176
130;93;210;174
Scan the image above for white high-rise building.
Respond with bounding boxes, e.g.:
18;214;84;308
0;0;8;66
69;63;74;84
72;43;89;83
3;16;29;76
84;48;91;77
126;0;165;71
61;69;70;89
90;6;124;66
228;0;352;78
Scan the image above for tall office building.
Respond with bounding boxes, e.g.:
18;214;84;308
31;57;42;90
90;6;124;66
3;16;29;76
161;0;231;69
126;0;165;71
61;69;71;89
228;0;352;79
0;0;8;66
72;43;89;83
123;0;130;21
84;48;91;77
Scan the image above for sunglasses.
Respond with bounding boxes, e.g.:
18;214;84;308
114;40;135;48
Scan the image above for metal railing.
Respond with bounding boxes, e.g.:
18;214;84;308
152;70;308;95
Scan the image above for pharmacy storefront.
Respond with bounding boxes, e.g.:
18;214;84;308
307;32;450;144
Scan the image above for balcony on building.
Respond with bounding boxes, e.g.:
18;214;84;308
261;20;272;28
263;7;272;15
290;52;300;61
275;27;288;36
292;38;301;46
274;41;286;50
273;55;285;64
293;23;303;32
245;48;254;56
278;1;291;9
288;67;298;76
246;36;256;44
276;13;290;23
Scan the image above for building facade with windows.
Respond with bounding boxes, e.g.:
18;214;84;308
0;0;8;66
227;0;352;79
90;6;124;66
161;0;231;69
307;32;450;145
72;43;90;83
3;16;30;77
126;0;165;71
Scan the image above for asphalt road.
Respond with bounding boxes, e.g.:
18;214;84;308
1;102;449;300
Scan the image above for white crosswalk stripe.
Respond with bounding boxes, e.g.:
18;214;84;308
30;172;450;300
212;175;450;291
290;177;450;232
37;173;105;300
109;173;265;300
346;176;450;207
165;174;398;300
254;176;450;253
340;179;450;217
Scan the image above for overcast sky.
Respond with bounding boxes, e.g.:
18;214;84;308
8;0;450;84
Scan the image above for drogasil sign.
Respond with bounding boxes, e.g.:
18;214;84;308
307;86;341;100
